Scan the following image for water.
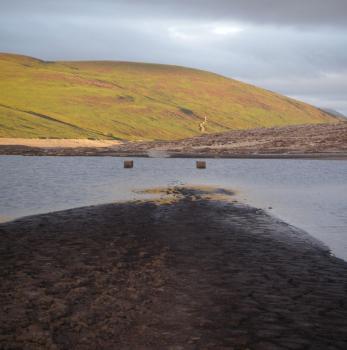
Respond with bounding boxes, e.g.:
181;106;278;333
1;156;346;260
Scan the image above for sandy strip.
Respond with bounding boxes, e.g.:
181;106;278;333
0;187;347;349
0;138;122;148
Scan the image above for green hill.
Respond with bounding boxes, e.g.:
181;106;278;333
0;53;337;140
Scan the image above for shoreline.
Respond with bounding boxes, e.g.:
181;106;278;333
1;122;346;159
1;187;347;349
1;144;347;160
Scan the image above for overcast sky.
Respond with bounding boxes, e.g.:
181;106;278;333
1;0;346;114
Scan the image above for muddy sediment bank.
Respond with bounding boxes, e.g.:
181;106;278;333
1;187;347;349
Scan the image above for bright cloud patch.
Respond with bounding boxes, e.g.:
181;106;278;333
212;25;244;35
168;23;245;42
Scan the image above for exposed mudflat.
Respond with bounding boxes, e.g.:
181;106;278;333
1;187;347;350
0;122;346;158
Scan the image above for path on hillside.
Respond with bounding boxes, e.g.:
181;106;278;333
1;187;347;349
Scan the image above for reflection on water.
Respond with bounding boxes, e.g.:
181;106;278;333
0;156;346;260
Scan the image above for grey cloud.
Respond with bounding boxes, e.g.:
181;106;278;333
128;0;347;27
1;0;347;26
2;0;347;26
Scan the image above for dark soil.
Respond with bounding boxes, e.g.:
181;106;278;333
1;188;347;349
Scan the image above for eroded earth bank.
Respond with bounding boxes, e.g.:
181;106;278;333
1;187;347;350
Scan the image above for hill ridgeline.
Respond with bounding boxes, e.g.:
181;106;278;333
0;53;338;140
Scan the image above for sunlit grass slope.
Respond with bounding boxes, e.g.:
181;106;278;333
0;53;337;140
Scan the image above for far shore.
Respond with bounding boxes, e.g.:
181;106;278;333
0;143;346;159
1;122;346;159
1;186;347;349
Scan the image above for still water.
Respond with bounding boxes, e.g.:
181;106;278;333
1;156;346;260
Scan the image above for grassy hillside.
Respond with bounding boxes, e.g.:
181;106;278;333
0;53;337;140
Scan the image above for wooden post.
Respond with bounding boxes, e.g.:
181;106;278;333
124;160;134;168
196;161;206;169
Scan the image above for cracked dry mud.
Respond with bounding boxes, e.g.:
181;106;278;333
0;187;347;349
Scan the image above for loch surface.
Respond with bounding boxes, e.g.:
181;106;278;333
1;156;346;260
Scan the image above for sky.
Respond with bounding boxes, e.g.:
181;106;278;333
1;0;347;115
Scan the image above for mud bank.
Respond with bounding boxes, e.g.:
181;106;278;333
0;187;347;349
